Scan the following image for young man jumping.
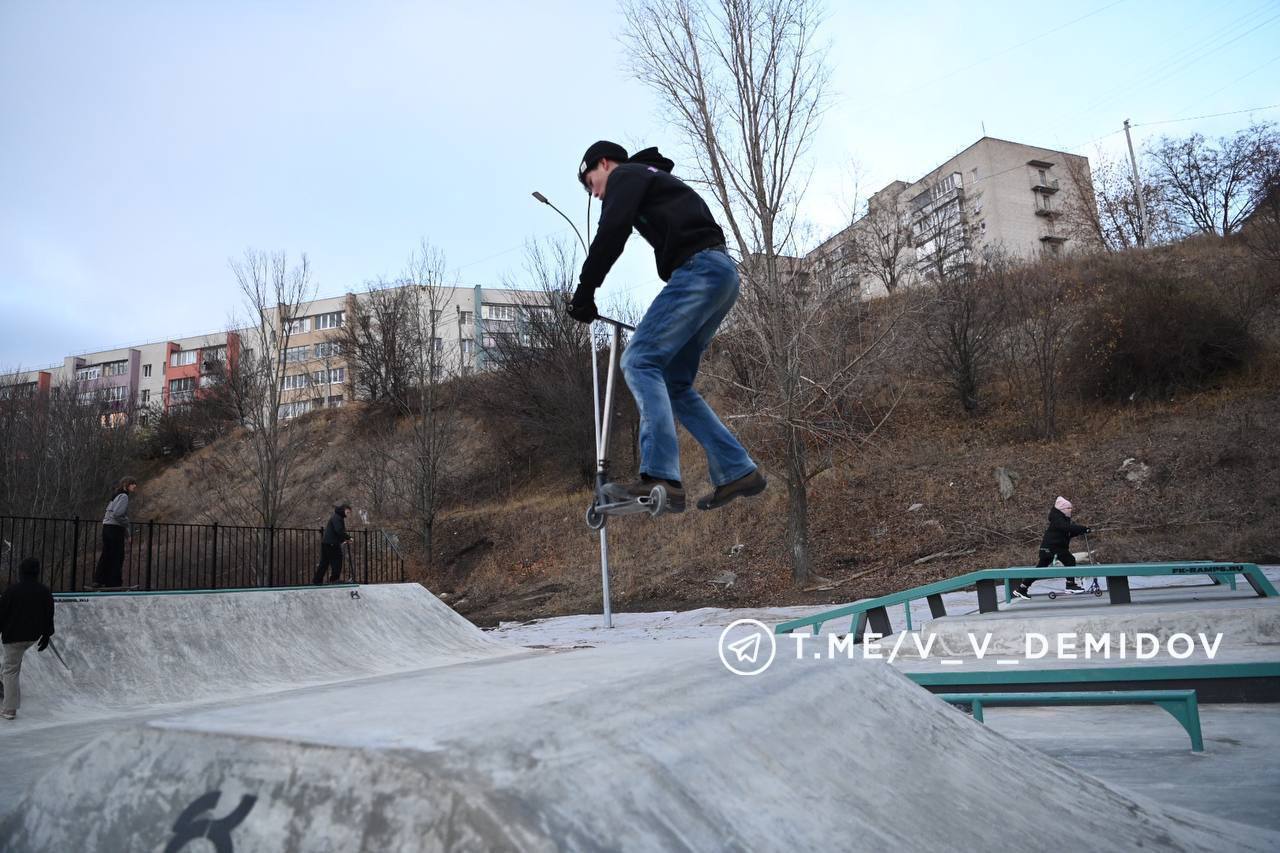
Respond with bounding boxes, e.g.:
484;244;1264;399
568;140;766;513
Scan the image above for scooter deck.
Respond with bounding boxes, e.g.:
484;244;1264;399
585;484;668;529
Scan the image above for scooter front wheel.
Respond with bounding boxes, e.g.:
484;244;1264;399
585;504;606;530
646;485;667;518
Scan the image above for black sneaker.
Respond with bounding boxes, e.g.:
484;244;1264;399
1011;586;1030;600
603;475;686;513
1064;579;1085;592
696;469;768;511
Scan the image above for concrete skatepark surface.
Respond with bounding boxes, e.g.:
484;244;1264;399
13;584;521;725
2;579;1279;851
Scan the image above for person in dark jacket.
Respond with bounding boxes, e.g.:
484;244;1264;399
312;503;353;585
569;141;765;514
1013;497;1091;599
0;557;56;720
92;476;138;589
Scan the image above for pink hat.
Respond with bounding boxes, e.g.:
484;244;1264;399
1054;496;1073;516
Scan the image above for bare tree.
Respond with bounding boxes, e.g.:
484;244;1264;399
1148;122;1280;237
338;280;422;404
470;238;635;486
1240;142;1280;265
849;184;917;295
1061;149;1177;251
196;250;315;585
896;164;1009;416
991;259;1090;440
0;374;141;519
382;242;464;567
623;0;886;585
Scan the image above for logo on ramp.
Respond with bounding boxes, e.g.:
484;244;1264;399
718;619;776;676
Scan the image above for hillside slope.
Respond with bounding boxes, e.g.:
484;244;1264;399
135;367;1280;626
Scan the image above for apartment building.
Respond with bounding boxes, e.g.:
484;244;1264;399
806;137;1096;298
270;284;552;419
1;331;243;426
1;284;553;423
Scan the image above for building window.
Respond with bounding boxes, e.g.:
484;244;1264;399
312;367;345;385
459;310;474;324
283;317;310;335
327;395;344;408
483;303;518;322
141;389;150;404
285;345;309;364
314;311;344;330
143;364;152;378
281;373;309;391
432;337;443;352
103;361;128;377
103;386;127;403
168;377;195;403
75;366;102;382
314;341;340;359
278;400;314;420
461;339;474;357
170;350;197;367
430;309;443;324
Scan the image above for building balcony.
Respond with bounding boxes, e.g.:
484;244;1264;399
1032;178;1060;194
1034;207;1063;218
911;185;964;216
1040;235;1068;244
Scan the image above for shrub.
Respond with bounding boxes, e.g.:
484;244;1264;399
1066;253;1254;400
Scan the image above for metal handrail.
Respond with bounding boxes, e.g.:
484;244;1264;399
774;561;1274;638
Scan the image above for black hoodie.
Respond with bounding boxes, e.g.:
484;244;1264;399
322;507;351;546
1039;507;1088;551
578;147;727;292
0;566;55;644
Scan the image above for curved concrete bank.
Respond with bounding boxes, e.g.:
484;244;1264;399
4;638;1276;852
16;584;520;724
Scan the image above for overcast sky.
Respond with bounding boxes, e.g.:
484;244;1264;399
3;0;1278;369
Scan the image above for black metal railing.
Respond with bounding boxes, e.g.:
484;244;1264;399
0;515;406;593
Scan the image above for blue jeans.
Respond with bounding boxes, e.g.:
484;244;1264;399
620;248;756;486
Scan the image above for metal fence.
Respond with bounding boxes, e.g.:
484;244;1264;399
0;515;405;592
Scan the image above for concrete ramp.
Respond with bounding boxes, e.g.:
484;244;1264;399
21;584;519;723
4;639;1276;852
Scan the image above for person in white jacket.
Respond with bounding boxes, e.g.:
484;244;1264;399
92;476;138;589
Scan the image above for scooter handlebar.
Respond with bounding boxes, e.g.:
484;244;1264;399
595;315;635;332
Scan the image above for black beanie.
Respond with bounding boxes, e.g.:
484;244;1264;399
578;140;629;186
19;557;40;578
